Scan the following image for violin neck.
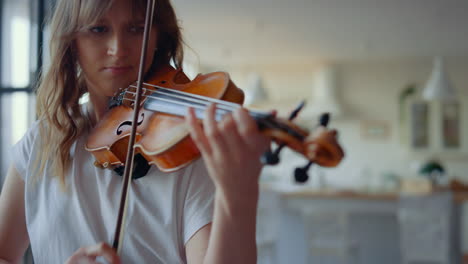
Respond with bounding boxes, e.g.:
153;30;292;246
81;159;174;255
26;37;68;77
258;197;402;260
143;90;271;123
142;89;306;142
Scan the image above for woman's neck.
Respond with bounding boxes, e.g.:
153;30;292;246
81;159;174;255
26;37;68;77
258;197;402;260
87;94;111;124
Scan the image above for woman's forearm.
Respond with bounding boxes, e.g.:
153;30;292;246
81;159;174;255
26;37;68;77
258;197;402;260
203;188;259;264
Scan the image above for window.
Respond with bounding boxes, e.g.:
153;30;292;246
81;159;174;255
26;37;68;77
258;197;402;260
0;0;49;186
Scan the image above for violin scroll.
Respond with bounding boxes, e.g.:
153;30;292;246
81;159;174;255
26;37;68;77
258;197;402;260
292;126;343;183
260;112;345;183
304;127;344;168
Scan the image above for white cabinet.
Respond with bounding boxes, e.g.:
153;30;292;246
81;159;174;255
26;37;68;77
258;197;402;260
277;195;399;264
257;189;465;264
256;190;401;264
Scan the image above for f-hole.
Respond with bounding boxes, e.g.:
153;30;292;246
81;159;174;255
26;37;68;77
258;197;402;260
116;112;145;135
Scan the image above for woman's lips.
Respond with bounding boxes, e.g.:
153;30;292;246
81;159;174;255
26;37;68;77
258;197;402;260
103;66;132;75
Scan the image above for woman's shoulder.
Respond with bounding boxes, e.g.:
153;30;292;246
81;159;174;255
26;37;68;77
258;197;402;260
15;119;43;147
11;120;44;180
181;158;215;195
141;158;213;195
178;158;211;184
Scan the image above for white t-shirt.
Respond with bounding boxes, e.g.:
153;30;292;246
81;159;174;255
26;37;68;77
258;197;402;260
12;120;215;264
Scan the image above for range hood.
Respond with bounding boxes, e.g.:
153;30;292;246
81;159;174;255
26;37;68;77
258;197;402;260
244;72;268;106
302;64;344;121
243;66;345;123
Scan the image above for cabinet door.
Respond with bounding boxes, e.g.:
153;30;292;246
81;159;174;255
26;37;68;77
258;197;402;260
405;98;468;156
348;213;400;264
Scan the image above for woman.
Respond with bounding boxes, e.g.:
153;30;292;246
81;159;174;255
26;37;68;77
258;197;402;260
0;0;270;263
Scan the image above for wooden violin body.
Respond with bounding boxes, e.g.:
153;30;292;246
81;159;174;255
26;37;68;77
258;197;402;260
85;65;245;172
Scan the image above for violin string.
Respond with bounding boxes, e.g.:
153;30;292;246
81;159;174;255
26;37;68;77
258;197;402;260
122;94;233;115
129;83;242;110
121;96;286;136
142;81;242;108
124;97;293;139
136;87;238;112
123;90;269;120
121;89;304;139
130;83;271;117
121;83;291;132
126;87;238;112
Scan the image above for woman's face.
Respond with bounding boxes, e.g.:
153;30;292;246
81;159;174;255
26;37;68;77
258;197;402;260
75;0;158;101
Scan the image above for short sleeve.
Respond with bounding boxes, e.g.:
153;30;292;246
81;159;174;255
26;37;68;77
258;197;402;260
183;158;215;244
11;120;41;180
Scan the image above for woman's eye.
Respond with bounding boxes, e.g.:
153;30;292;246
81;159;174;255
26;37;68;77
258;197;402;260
89;26;107;33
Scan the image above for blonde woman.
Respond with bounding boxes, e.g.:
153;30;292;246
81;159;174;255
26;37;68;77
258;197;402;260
0;0;269;263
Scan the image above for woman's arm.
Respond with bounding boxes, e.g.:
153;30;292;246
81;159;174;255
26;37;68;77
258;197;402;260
203;188;259;264
186;192;258;264
0;165;30;264
185;104;270;264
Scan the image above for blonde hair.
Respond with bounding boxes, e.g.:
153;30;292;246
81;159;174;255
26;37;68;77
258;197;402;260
35;0;184;188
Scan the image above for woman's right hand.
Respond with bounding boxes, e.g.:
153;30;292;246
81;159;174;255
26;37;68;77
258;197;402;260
65;243;121;264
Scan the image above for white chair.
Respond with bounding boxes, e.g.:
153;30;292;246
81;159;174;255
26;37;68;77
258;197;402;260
398;191;458;264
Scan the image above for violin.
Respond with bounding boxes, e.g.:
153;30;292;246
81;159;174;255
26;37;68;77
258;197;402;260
85;64;345;180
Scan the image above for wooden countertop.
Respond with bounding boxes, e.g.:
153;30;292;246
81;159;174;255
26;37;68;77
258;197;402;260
261;184;468;203
281;189;398;201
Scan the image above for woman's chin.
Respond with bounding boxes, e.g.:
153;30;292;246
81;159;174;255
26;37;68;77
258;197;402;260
104;85;126;97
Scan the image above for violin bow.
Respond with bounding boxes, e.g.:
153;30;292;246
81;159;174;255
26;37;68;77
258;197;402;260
112;0;156;253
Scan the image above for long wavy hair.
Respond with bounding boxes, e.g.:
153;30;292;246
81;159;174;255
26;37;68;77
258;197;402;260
35;0;184;188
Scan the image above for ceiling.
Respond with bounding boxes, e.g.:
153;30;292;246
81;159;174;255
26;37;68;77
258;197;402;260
171;0;468;67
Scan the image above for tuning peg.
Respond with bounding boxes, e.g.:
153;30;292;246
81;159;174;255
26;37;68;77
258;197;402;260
261;101;307;166
261;144;285;165
288;100;306;120
319;112;330;127
294;161;314;183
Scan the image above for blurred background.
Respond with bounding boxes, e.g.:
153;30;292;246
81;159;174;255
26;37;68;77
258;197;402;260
1;0;468;263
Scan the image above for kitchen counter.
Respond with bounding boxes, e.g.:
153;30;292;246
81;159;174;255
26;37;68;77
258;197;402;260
262;183;468;203
281;189;468;203
258;183;467;264
281;189;398;201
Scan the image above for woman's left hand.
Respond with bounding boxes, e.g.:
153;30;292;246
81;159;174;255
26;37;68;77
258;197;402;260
185;103;270;202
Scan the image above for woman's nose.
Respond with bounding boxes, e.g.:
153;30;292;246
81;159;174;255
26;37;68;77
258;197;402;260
107;32;129;58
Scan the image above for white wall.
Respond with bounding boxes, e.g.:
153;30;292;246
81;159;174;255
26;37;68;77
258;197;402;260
206;57;468;189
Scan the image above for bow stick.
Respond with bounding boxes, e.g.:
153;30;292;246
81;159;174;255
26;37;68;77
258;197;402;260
112;0;156;253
